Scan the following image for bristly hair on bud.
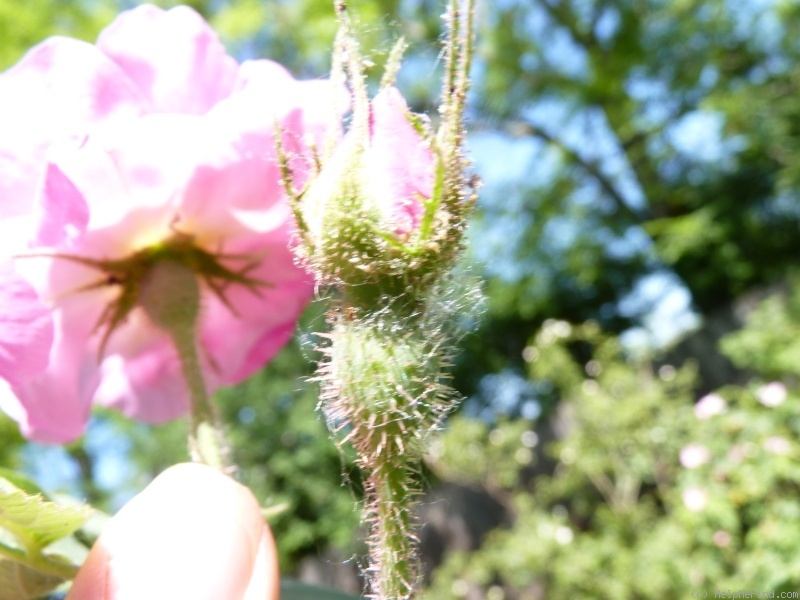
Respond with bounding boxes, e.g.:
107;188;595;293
282;1;479;598
282;0;479;310
380;36;408;91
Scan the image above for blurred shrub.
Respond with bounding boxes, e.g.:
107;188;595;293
425;284;800;599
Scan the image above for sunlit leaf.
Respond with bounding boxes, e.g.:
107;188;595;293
0;477;91;549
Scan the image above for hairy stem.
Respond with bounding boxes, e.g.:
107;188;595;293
363;450;418;599
304;2;478;597
170;327;227;470
138;260;228;470
325;316;440;599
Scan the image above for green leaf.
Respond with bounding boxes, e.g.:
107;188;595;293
0;556;65;600
280;579;362;599
643;206;723;265
0;477;92;550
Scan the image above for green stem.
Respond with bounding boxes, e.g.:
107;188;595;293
171;326;227;470
138;260;229;470
364;454;418;600
332;320;428;599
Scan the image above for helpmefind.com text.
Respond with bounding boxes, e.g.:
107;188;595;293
692;591;799;599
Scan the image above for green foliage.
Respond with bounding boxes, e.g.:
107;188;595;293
427;323;696;598
427;283;800;598
0;562;64;600
0;479;91;548
213;0;443;99
427;416;534;492
0;0;113;69
720;274;800;378
0;476;93;599
217;0;338;77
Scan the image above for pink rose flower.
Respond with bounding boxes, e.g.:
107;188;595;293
0;5;340;443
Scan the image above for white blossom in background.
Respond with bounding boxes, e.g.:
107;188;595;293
694;393;727;419
680;444;711;469
764;437;791;456
756;381;787;407
683;487;709;512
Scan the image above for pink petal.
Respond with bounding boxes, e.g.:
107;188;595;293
46;117;202;248
211;60;348;188
199;238;312;385
230;60;295;99
0;37;145;219
231;59;347;136
18;132;179;304
90;305;191;423
178;130;288;242
94;344;190;424
364;87;435;235
31;162;90;247
288;78;350;145
97;5;238;115
6;295;102;443
69;300;192;424
0;261;53;389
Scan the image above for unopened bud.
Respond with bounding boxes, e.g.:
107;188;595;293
299;87;444;299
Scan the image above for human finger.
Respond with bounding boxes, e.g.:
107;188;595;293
67;462;279;600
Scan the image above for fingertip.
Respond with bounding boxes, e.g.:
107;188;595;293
243;524;280;600
67;463;280;600
66;541;109;600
